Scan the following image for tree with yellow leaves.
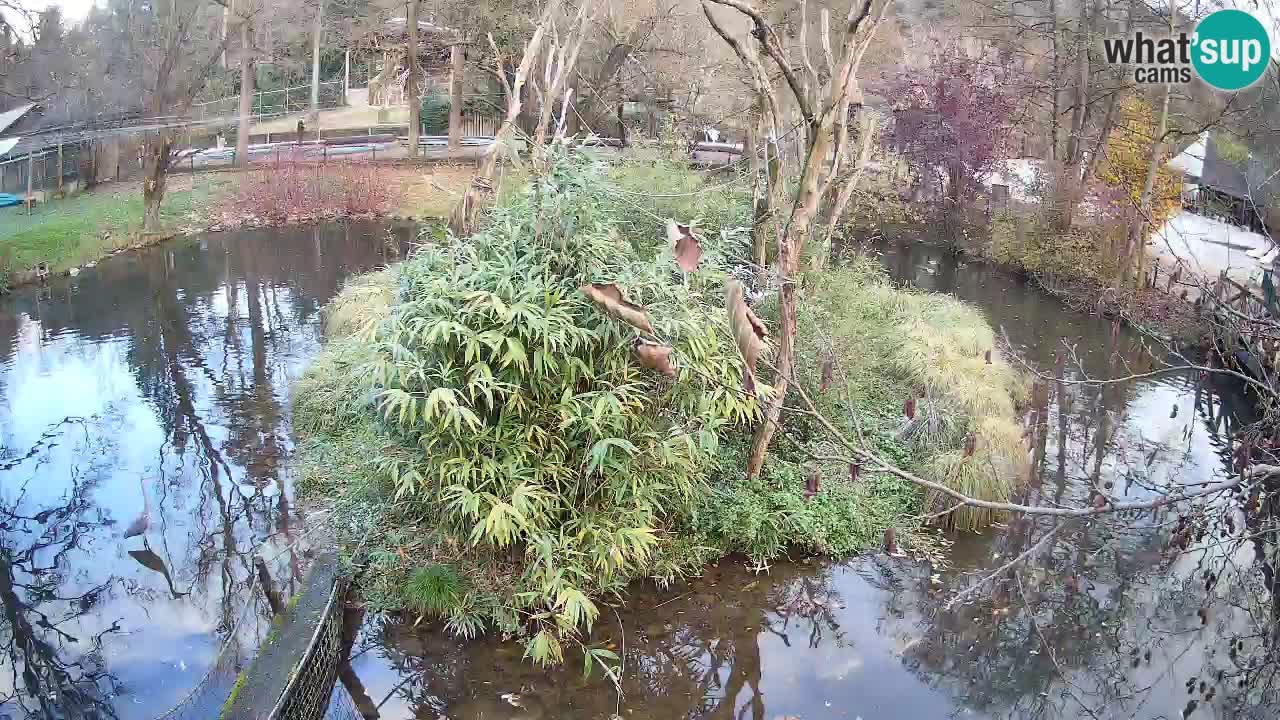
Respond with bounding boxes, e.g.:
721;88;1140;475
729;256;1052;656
1098;95;1182;284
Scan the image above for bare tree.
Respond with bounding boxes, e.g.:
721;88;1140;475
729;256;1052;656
405;0;422;157
702;0;891;477
134;0;236;233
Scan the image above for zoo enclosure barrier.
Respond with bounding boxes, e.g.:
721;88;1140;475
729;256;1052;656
193;81;347;122
0;141;89;196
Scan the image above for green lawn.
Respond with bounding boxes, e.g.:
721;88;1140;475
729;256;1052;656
0;175;232;279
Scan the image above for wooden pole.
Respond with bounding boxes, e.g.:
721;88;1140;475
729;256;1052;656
26;152;34;213
56;143;64;194
254;555;285;615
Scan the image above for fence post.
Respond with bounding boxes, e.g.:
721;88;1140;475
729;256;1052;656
26;152;34;212
57;144;64;194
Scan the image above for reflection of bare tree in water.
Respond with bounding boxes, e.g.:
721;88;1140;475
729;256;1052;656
355;564;850;720
131;243;306;632
0;444;121;719
892;356;1276;719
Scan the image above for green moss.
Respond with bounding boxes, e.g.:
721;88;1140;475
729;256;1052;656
220;671;248;719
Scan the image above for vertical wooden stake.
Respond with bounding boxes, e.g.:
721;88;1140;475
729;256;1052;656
56;143;64;194
254;555;285;615
26;152;34;214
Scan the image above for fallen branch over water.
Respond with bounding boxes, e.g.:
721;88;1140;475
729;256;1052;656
789;379;1266;518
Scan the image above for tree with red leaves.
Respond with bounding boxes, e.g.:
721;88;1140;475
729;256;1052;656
887;44;1020;208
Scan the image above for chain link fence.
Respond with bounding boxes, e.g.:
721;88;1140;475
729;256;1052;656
0;141;88;195
194;81;347;123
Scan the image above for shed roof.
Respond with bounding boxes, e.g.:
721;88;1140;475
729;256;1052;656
0;104;37;135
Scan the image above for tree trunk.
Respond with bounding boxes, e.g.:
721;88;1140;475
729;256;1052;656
1064;0;1089;165
450;1;563;236
448;43;464;154
406;0;422;158
1127;13;1174;289
532;0;592;149
235;18;254;168
746;118;835;478
573;40;636;136
745;109;767;282
310;0;324;124
1048;0;1061;162
821;111;878;257
142;132;173;235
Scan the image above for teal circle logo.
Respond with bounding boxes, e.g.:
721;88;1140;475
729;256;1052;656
1192;9;1270;91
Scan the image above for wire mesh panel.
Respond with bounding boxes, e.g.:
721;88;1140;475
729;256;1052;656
269;575;350;720
222;553;348;720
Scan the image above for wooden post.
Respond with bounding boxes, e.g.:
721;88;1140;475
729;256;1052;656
344;49;351;99
26;152;34;214
56;144;64;194
254;555;285;615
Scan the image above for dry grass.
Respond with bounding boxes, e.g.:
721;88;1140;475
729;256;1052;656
925;416;1030;531
809;259;1031;530
324;268;398;340
394;164;475;219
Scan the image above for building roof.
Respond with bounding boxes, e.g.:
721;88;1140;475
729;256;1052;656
0;104;37;135
1200;134;1276;207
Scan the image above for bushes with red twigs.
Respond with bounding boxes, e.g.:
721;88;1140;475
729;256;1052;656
232;160;395;223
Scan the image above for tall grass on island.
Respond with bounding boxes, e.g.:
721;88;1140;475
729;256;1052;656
292;151;1030;667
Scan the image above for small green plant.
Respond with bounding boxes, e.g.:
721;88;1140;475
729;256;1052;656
404;564;465;615
0;247;12;295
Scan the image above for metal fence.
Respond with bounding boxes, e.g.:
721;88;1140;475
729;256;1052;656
0;142;88;196
193;80;347;122
267;573;350;720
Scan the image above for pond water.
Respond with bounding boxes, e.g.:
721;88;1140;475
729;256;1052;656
2;225;1269;720
0;222;413;720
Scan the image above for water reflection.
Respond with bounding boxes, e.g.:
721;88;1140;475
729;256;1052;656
336;240;1271;719
0;222;413;719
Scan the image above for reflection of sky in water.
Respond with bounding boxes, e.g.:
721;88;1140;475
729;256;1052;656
0;222;409;720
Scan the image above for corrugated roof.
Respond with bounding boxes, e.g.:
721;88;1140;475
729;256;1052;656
0;104;36;135
0;137;19;157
